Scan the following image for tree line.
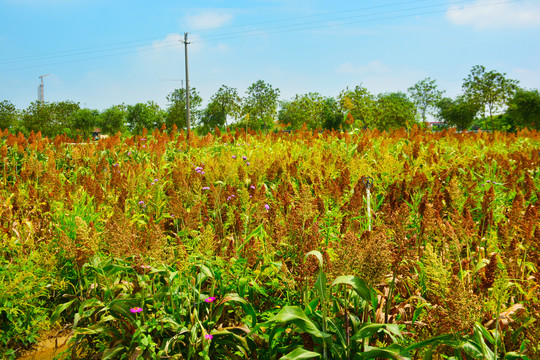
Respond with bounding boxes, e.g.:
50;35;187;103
1;65;539;138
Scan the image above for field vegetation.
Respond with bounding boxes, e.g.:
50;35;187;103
1;126;539;359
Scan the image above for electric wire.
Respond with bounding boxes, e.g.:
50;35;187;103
0;37;163;64
190;0;434;33
0;0;525;72
0;42;181;72
0;0;487;66
195;0;523;43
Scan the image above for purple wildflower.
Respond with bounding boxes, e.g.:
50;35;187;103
205;296;216;303
242;156;247;160
264;204;270;211
246;162;250;166
205;334;213;340
130;307;143;313
202;187;210;190
250;185;255;190
232;155;236;159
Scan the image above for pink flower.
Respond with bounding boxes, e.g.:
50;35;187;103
130;307;143;313
202;187;210;190
264;204;270;211
205;297;216;303
205;334;213;340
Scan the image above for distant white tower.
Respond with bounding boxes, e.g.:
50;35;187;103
38;74;50;103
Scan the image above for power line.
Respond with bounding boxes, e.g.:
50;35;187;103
0;36;165;64
195;0;523;44
190;0;433;33
0;0;524;72
0;0;509;64
0;41;180;72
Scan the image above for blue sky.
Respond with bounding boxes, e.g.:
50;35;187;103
1;0;539;111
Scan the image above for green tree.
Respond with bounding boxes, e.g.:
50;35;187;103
100;105;127;135
199;86;242;134
462;65;519;132
407;77;444;123
126;101;165;135
338;85;376;129
241;80;280;130
199;101;226;134
69;108;101;138
21;101;80;137
278;93;326;130
505;88;540;130
0;100;18;131
436;96;481;131
165;88;203;132
373;92;417;131
210;85;242;127
321;97;345;130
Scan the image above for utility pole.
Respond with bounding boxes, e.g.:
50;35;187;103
38;74;50;104
182;32;191;143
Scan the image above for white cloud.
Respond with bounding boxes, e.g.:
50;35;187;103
145;33;227;56
184;11;233;30
148;33;186;54
446;0;540;29
335;60;390;75
511;67;540;90
334;61;428;95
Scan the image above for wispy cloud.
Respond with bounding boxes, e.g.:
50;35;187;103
511;67;540;90
146;33;227;55
335;61;390;75
184;11;234;30
334;61;428;95
446;0;540;29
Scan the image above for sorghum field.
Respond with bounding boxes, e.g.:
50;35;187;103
1;126;539;360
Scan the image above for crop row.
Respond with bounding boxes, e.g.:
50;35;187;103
1;126;539;359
